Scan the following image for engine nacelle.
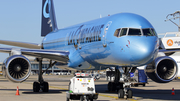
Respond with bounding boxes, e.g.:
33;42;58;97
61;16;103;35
145;56;178;83
2;55;31;83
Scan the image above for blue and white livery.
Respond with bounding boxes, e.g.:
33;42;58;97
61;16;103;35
0;0;178;98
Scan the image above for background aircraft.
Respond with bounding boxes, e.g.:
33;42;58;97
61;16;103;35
0;0;178;98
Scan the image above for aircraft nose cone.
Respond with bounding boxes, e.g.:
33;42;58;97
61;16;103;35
130;37;157;64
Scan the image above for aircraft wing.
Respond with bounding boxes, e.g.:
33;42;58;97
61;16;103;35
0;40;41;49
0;47;69;63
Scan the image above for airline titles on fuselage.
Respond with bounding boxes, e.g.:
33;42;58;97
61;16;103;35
68;24;104;45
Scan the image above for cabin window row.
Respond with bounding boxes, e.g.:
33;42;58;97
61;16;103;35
68;35;101;45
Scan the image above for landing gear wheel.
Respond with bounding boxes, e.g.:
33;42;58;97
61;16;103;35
118;83;123;92
112;82;116;91
80;96;84;101
108;82;112;91
127;89;133;98
118;89;124;98
33;82;40;92
134;84;138;87
42;82;49;92
143;84;146;87
86;96;93;101
108;82;116;91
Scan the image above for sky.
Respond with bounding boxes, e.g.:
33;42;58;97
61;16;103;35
0;0;180;61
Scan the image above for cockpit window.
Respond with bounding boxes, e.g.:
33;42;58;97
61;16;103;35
114;28;127;37
151;28;157;36
114;28;157;37
128;28;141;35
114;29;120;37
120;28;127;36
143;29;154;36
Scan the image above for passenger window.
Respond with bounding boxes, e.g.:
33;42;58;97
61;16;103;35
120;28;127;36
143;29;154;36
128;29;141;35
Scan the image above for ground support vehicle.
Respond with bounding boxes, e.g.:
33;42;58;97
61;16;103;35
130;69;148;87
66;73;98;101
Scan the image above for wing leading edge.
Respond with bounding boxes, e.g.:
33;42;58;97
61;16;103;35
0;47;69;63
0;40;41;49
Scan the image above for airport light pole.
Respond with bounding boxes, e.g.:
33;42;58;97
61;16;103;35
165;11;180;32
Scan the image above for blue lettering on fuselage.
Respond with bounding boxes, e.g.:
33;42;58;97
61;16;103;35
68;24;104;45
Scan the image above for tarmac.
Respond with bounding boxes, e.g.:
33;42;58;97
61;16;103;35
0;75;180;101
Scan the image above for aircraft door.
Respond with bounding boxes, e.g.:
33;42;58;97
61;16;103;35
75;25;84;50
102;21;112;47
78;30;82;49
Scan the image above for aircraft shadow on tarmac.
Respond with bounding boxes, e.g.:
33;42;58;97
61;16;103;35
0;89;66;94
22;89;67;94
0;80;9;82
95;84;180;100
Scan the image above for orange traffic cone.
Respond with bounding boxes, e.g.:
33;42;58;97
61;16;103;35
15;86;20;95
171;88;175;95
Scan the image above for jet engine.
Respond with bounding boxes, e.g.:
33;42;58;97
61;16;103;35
145;56;178;83
2;55;31;83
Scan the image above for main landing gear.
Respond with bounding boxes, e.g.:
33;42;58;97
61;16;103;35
33;59;57;92
108;82;132;98
117;86;133;99
33;81;49;92
107;67;136;99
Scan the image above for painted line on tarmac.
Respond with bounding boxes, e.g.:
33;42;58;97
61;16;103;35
98;94;141;101
98;94;118;99
49;86;68;90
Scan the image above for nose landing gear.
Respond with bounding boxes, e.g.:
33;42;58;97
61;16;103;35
107;66;136;99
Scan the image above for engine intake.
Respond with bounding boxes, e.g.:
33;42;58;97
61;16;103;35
2;55;31;83
145;56;178;83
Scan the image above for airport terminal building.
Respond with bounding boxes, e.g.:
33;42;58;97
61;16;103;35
30;60;70;75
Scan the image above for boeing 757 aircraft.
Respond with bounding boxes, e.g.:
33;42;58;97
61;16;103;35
0;0;178;98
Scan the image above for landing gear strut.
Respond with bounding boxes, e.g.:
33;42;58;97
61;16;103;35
33;59;56;92
107;67;136;98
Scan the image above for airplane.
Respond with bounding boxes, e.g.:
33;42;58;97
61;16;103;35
0;0;178;99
